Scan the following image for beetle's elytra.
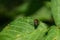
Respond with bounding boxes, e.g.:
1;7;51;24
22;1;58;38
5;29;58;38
34;19;39;29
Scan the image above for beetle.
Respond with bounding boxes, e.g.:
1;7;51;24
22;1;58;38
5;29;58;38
34;19;39;29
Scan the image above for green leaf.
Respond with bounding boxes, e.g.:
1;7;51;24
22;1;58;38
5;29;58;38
51;0;60;27
44;26;59;40
0;17;34;40
30;6;52;21
17;22;48;40
44;1;51;8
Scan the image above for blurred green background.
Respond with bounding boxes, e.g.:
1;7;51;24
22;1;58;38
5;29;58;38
0;0;53;31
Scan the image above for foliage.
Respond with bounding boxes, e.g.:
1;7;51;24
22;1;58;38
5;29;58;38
0;0;60;40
